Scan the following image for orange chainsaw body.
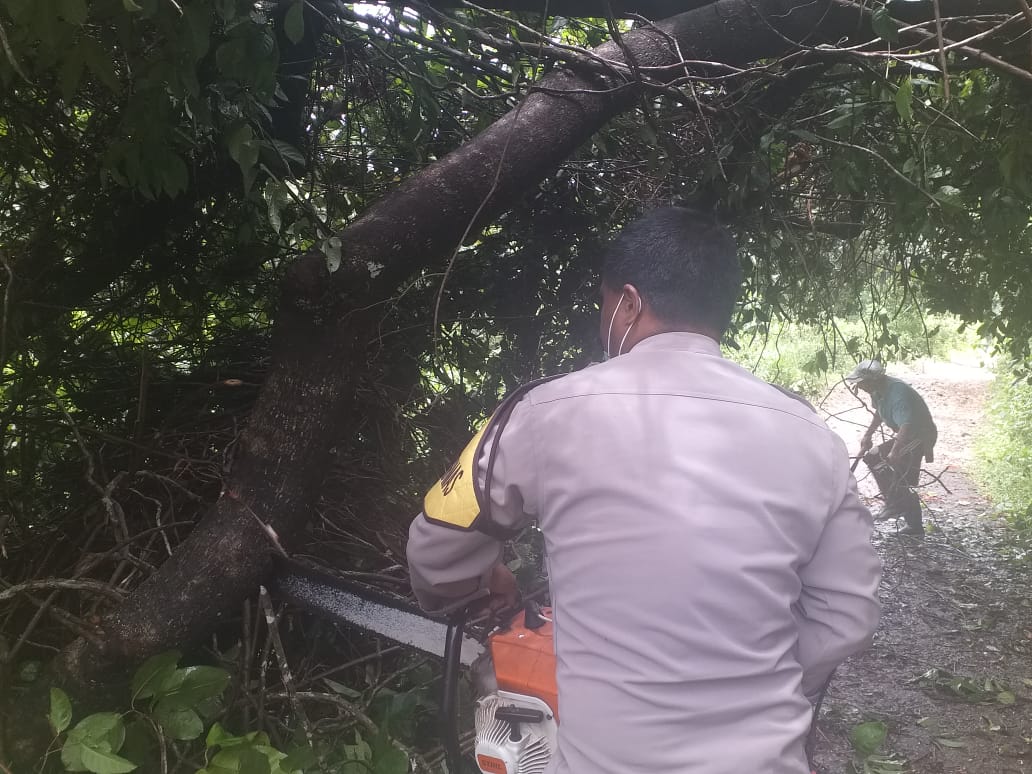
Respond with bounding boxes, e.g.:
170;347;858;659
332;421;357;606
488;607;559;719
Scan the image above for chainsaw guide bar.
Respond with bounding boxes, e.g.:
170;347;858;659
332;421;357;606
270;558;486;666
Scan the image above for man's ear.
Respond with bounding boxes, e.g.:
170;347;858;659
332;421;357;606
622;284;643;318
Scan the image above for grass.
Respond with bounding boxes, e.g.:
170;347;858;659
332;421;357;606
974;368;1032;531
727;310;979;400
732;308;1031;534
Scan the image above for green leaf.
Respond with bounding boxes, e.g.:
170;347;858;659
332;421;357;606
50;687;73;734
79;745;137;774
153;700;203;740
81;38;120;93
372;743;408;774
162;154;189;197
934;185;964;209
227;124;259;174
894;77;914;124
936;737;967;748
59;46;85;101
160;665;231;706
238;747;273;774
241;163;258;195
215;38;248;78
871;7;900;43
63;714;126;773
284;1;305;45
206;723;235;749
62;738;89;772
131;650;181;701
996;690;1016;705
194;695;222;721
280;744;319;771
265;139;305;170
206;747;245;773
215;0;237;22
72;713;125;749
183;2;212;60
122;0;143;10
851;721;887;757
59;0;89;25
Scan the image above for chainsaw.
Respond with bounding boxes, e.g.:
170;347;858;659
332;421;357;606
271;558;557;774
271;558;824;774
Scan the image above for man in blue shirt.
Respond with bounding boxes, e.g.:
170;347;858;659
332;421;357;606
846;359;938;536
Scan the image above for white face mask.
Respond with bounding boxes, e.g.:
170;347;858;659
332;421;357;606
603;293;639;360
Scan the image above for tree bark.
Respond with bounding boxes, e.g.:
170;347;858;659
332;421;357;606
51;0;964;686
55;256;356;683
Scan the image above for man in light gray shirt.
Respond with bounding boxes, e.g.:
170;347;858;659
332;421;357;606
407;207;881;773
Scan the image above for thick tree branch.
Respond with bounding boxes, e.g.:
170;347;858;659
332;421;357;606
333;0;864;305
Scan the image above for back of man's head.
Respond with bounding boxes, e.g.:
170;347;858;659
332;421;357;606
601;206;741;337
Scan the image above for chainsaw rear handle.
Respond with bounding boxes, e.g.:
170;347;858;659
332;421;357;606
442;607;469;773
439;598;536;771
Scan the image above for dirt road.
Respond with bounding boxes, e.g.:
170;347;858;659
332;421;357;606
812;358;1032;773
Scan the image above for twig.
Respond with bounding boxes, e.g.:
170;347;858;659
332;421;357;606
0;252;13;376
932;0;952;99
0;578;126;604
125;492;180;557
808;132;941;207
134;469;205;501
257;610;274;731
10;590;60;662
0;633;8;768
0;18;30;83
231;599;254;729
431;76;528;354
367;656;431;703
258;586;316;752
268;691;434;773
906;22;1032;83
301;644;403;688
642;17;729;181
919;465;954;495
329;3;512;81
44;386;131;541
20;592;100;645
1015;0;1032;69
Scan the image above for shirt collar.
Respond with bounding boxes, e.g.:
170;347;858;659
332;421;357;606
627;331;723;357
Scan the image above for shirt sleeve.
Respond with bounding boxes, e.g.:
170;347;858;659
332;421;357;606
406;396;540;613
890;392;914;429
795;435;882;701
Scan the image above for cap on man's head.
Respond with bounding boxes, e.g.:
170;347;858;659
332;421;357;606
845;359;885;383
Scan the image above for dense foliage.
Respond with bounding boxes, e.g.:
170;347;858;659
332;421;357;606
2;0;1032;769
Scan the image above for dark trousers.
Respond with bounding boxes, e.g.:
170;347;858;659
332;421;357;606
863;439;923;528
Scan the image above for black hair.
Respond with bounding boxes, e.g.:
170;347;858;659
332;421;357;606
600;206;742;335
